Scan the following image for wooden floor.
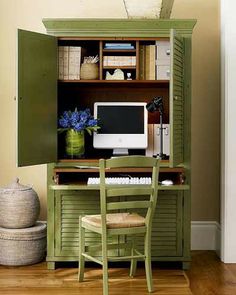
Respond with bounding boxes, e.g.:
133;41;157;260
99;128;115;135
0;260;191;295
0;251;235;295
187;251;236;295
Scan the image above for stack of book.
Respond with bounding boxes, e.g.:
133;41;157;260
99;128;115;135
58;46;82;80
104;43;135;50
103;56;136;66
139;45;156;80
139;41;170;80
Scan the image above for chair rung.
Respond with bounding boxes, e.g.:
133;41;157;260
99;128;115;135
82;253;103;265
134;249;144;256
86;242;133;252
108;254;145;261
108;226;146;235
85;244;102;252
82;221;102;234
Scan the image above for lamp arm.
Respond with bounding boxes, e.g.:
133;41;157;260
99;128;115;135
159;112;163;158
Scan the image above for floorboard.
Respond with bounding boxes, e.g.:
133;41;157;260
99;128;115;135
0;260;191;295
3;251;235;295
187;251;236;295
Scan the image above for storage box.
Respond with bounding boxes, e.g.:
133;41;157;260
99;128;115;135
0;222;46;266
155;41;170;80
156;41;170;60
156;65;170;80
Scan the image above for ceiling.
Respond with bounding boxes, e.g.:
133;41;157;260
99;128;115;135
123;0;174;19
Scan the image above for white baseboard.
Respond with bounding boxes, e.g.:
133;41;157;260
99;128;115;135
191;221;221;253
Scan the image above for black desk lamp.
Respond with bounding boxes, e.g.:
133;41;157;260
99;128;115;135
146;97;166;159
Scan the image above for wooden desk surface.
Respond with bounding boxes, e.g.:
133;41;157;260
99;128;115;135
50;184;190;191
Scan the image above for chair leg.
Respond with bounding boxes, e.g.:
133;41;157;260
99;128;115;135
144;232;154;292
78;217;85;282
102;231;109;295
130;235;137;277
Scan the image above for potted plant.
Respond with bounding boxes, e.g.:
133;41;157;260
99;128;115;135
58;108;100;158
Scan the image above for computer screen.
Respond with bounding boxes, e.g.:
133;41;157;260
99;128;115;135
93;102;148;155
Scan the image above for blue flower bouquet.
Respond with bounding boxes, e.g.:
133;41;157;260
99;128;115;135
58;108;100;158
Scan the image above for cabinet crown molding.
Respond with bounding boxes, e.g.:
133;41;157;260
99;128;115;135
42;18;197;37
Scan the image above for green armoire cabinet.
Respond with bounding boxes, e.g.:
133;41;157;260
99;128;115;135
17;19;196;270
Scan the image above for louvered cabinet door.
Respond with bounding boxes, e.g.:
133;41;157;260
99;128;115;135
152;191;183;257
54;190;118;257
126;191;183;258
169;29;185;167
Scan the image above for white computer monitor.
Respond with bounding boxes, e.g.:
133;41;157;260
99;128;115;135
93;102;148;155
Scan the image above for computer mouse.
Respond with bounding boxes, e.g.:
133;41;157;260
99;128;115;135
161;179;173;186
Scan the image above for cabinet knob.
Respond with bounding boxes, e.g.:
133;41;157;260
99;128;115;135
174;96;178;101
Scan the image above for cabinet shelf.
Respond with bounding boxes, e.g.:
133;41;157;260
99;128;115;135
50;183;190;191
58;79;169;84
103;49;136;53
103;66;136;70
54;167;185;173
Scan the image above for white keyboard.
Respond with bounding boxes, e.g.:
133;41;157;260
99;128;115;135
87;177;152;185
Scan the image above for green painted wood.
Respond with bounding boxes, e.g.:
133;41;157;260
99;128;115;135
169;29;185;167
180;37;192;267
106;187;153;197
107;200;152;210
78;216;85;281
43;18;196;37
47;262;55;270
106;155;158;168
55;192;62;256
50;184;190;191
47;164;55;262
43;19;195;269
78;156;160;294
47;255;190;262
126;191;183;257
54;190;118;257
17;29;57;166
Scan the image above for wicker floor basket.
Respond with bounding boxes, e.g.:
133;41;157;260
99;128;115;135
0;222;46;266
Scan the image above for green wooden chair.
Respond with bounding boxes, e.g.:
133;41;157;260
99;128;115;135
78;155;160;295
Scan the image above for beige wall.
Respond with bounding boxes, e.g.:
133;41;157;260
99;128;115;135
172;0;220;221
0;0;220;221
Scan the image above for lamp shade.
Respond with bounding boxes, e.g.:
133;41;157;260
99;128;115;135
146;97;163;113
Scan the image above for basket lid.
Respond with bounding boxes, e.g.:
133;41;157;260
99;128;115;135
1;178;31;192
0;222;46;241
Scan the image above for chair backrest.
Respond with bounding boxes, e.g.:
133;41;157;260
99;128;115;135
99;155;160;230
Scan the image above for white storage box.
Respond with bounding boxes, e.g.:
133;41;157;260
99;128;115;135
156;65;170;80
156;40;170;60
155;41;170;80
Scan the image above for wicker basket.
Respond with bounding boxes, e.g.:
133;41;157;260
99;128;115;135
0;178;40;228
0;222;46;266
80;63;99;80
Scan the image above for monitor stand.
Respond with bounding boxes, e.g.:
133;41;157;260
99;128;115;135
112;148;129;156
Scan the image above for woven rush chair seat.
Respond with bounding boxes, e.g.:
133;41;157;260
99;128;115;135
82;212;145;229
